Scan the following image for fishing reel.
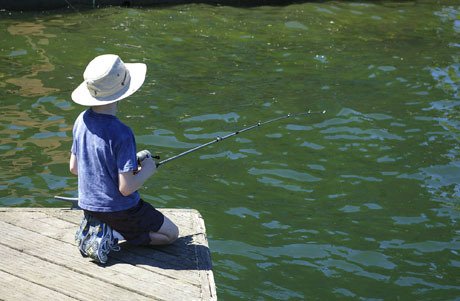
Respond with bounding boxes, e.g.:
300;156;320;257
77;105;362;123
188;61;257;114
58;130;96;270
136;150;160;165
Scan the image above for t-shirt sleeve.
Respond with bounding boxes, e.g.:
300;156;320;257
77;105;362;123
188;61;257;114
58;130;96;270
117;129;138;173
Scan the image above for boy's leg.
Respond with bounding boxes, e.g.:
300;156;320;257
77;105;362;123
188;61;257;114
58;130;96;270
149;216;179;245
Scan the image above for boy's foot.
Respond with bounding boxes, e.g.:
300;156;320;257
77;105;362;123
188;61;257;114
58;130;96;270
75;213;91;257
85;221;120;264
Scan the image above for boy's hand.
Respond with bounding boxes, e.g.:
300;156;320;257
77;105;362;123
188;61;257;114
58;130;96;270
140;155;157;176
137;150;152;164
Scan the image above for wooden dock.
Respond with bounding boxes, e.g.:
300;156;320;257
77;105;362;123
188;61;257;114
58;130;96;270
0;208;216;301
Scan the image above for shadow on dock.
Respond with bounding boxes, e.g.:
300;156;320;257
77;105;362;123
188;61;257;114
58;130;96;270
109;235;213;270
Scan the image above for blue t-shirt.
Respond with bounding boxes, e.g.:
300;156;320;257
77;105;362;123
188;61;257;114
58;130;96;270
71;109;140;212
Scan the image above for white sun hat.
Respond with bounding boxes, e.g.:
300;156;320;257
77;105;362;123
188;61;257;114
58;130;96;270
71;54;147;106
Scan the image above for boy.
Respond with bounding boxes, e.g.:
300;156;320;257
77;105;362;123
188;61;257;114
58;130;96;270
70;54;178;261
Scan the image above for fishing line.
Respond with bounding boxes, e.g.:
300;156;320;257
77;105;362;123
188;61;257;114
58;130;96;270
62;0;96;28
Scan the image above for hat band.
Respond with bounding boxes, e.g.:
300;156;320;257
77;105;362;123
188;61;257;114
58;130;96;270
86;69;131;99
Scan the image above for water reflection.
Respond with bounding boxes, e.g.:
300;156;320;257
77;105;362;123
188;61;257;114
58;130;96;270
6;22;58;96
430;64;459;98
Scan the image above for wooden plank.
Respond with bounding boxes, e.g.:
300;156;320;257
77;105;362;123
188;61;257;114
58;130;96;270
0;270;77;301
0;208;217;301
0;244;151;301
0;220;198;300
0;213;201;286
193;211;217;300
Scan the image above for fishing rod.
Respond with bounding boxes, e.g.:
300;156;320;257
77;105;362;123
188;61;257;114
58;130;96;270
54;195;80;209
54;109;325;204
154;109;326;167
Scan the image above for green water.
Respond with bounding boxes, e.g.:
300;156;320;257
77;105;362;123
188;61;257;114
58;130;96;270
1;1;460;299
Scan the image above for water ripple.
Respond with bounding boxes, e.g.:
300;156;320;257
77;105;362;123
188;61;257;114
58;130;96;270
395;276;460;291
181;112;240;123
380;239;460;253
321;126;404;141
136;129;197;149
248;167;321;182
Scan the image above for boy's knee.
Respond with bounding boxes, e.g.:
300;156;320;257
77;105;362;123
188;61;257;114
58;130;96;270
168;223;179;243
159;217;179;244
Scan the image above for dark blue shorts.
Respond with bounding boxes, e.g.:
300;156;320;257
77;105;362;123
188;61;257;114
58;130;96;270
86;199;165;246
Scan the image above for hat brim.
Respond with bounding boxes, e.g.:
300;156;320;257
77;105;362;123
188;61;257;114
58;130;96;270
71;63;147;106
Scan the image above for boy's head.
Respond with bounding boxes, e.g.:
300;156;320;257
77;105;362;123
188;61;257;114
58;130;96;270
72;54;146;107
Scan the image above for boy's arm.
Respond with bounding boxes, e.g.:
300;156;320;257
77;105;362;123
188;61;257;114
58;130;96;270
119;156;156;196
69;153;78;175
